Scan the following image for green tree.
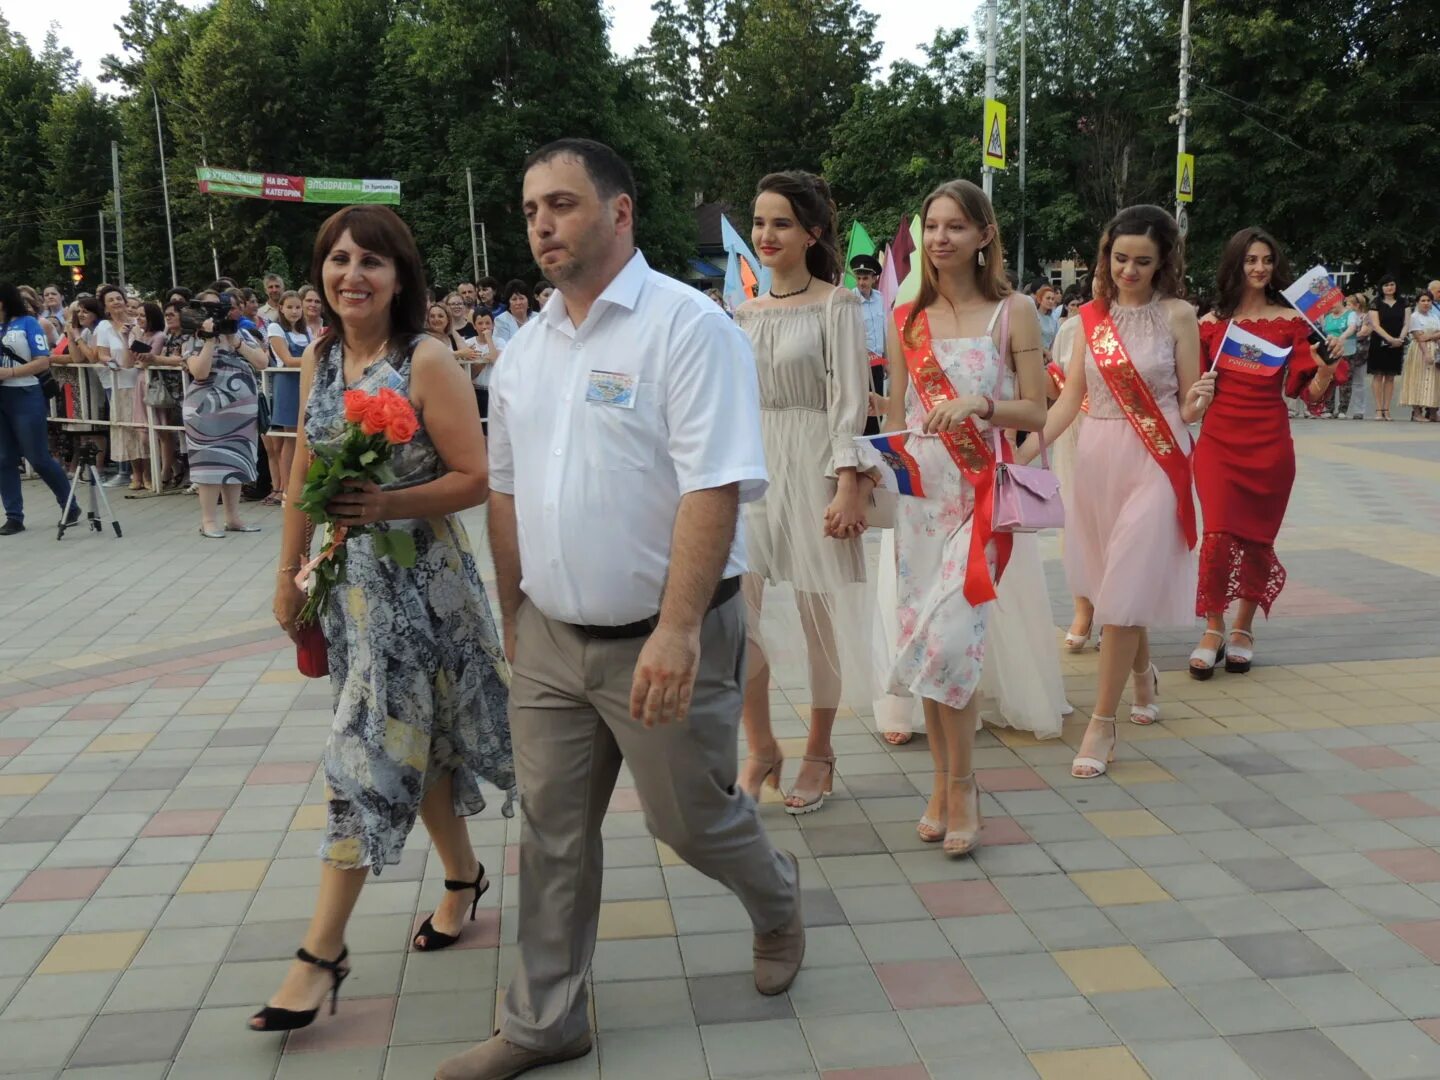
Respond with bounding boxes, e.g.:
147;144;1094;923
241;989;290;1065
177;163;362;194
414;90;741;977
38;82;120;288
0;20;72;282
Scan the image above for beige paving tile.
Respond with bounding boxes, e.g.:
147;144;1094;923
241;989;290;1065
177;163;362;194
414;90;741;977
597;899;675;940
178;859;269;894
1104;760;1174;785
1083;810;1173;839
36;930;147;973
84;733;156;753
1054;945;1170;994
289;805;327;831
1030;1046;1149;1079
0;774;53;795
1069;869;1171;906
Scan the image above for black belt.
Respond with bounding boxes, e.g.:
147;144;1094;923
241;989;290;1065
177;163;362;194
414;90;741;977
572;576;740;640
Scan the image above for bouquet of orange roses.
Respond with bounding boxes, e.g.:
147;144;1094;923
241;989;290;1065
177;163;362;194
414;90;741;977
293;386;421;627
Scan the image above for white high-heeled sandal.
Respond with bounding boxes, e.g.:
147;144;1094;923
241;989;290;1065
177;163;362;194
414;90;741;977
1188;628;1226;681
1071;715;1117;779
1226;628;1255;673
1130;664;1161;726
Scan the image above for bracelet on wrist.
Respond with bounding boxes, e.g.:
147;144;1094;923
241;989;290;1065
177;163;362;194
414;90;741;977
978;395;996;420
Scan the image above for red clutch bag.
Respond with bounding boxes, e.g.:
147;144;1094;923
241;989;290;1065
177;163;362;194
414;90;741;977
295;620;329;678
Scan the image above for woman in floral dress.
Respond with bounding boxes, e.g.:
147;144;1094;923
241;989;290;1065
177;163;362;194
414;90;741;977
881;180;1047;856
254;205;513;1034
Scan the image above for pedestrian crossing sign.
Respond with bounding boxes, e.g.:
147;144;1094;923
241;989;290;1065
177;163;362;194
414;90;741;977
57;240;85;266
1176;153;1195;204
983;98;1007;170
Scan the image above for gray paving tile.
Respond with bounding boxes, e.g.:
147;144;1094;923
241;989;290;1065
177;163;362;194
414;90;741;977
1307;925;1431;973
801;1010;919;1070
0;814;79;843
991;874;1093;912
1222;930;1346;978
1271;973;1403;1027
274;1047;385;1080
592;976;694;1031
785;963;891;1017
965;952;1075;1002
103;965;217;1013
1322;1020;1440;1080
853;919;955;963
937;913;1043;957
1130;1036;1262;1080
592;937;684;983
0;1016;89;1069
1264;889;1371;931
1228;1029;1367;1080
596;1023;706;1079
1143;938;1258;986
698;1019;815;1077
1147;862;1248;900
389;990;493;1045
2;971;118;1020
1106;900;1213;944
1090;987;1212;1042
1183;895;1295;937
1019;906;1127;951
1218;856;1326;893
1183;979;1310;1035
800;824;887;857
688;973;794;1025
68;1009;195;1068
1039;839;1135;872
991;994;1118;1052
1217;799;1310;829
1362;967;1440;1019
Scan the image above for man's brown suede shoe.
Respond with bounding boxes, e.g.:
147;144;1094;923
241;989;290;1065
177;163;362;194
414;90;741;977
753;850;804;995
433;1032;592;1080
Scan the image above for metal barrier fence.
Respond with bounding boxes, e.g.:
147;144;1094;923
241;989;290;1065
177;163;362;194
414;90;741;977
44;358;490;495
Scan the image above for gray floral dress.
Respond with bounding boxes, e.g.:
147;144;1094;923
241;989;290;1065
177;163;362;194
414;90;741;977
305;335;514;873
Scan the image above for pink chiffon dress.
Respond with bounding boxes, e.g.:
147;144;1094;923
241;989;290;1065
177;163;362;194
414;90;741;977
1063;299;1196;629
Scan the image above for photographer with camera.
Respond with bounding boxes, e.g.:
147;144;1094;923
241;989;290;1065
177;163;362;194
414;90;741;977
0;282;78;536
95;285;151;491
183;291;269;537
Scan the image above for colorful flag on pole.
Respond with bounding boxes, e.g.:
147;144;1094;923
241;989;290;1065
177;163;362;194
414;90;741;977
842;221;877;288
1213;321;1292;377
1281;265;1343;331
896;213;924;305
854;431;927;498
720;214;770;311
877;244;899;312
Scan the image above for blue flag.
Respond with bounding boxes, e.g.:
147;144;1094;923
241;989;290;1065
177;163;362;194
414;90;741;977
720;215;770;311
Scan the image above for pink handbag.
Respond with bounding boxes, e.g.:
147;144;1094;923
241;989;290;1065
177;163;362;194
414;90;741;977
991;421;1065;533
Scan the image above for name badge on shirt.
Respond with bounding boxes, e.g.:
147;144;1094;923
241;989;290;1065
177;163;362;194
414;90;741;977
354;361;407;394
585;370;637;409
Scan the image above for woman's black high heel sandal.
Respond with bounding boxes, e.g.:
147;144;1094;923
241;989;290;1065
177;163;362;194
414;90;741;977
248;946;350;1032
413;862;489;951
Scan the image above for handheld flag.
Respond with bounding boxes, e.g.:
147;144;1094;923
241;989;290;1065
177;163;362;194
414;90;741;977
854;431;927;498
889;216;915;293
896;213;924;304
1214;321;1292;377
720;214;770;311
1282;265;1343;331
877;244;899;312
842;221;877;288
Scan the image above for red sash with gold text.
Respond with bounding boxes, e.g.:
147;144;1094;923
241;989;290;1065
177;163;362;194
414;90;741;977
1079;301;1196;549
895;304;1012;605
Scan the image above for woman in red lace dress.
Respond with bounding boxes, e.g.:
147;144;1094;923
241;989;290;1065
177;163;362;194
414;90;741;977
1189;228;1343;678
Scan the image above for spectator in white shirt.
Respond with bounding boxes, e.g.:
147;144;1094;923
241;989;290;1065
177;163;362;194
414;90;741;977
437;138;802;1080
94;285;151;489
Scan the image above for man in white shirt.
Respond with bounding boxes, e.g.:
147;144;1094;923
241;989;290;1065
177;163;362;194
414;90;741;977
257;274;284;324
438;139;802;1080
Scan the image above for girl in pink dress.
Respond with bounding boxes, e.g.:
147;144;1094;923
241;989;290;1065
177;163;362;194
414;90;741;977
880;180;1047;855
1020;205;1215;779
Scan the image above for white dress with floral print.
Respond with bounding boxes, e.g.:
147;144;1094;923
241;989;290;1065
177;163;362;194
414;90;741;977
888;317;1011;710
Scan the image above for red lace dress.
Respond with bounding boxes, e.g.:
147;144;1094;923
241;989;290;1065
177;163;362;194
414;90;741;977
1193;317;1319;616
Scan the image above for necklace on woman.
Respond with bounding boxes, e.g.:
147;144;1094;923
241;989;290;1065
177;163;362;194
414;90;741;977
769;276;813;300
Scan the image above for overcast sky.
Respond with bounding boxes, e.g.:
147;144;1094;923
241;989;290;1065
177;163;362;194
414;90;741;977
6;0;982;85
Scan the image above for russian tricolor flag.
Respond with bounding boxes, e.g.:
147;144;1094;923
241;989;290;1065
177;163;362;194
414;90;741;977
854;432;927;498
1282;264;1344;326
1215;321;1292;377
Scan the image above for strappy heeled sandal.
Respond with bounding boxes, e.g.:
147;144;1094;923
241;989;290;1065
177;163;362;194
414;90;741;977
942;773;982;857
1189;628;1226;681
1071;715;1117;779
1226;628;1255;674
1130;663;1161;725
1064;619;1093;652
248;946;350;1032
740;748;785;801
783;753;836;816
413;862;489;951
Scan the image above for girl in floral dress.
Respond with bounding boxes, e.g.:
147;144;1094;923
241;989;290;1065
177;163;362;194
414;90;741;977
881;180;1047;856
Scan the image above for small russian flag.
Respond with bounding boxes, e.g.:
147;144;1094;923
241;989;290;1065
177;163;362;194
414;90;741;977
1215;321;1292;376
1282;264;1344;325
855;432;927;498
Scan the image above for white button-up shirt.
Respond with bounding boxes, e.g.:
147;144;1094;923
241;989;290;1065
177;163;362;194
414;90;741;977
488;250;768;626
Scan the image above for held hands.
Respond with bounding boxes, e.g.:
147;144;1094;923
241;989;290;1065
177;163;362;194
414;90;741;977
923;396;980;434
326;480;391;527
629;623;701;727
1326;336;1346;362
824;475;870;540
867;391;888;417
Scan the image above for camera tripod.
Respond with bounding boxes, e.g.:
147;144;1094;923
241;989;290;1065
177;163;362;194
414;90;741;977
57;442;122;541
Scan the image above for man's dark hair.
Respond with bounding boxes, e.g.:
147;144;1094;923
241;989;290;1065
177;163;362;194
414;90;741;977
523;138;637;207
477;276;499;292
168;286;193;302
210;278;237;293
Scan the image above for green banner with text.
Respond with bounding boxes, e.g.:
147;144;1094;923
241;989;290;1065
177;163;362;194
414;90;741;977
196;167;400;205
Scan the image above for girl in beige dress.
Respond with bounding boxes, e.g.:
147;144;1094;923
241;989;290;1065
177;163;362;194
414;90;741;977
735;171;876;814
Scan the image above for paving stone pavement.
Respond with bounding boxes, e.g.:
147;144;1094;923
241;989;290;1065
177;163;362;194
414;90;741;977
2;419;1440;1079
